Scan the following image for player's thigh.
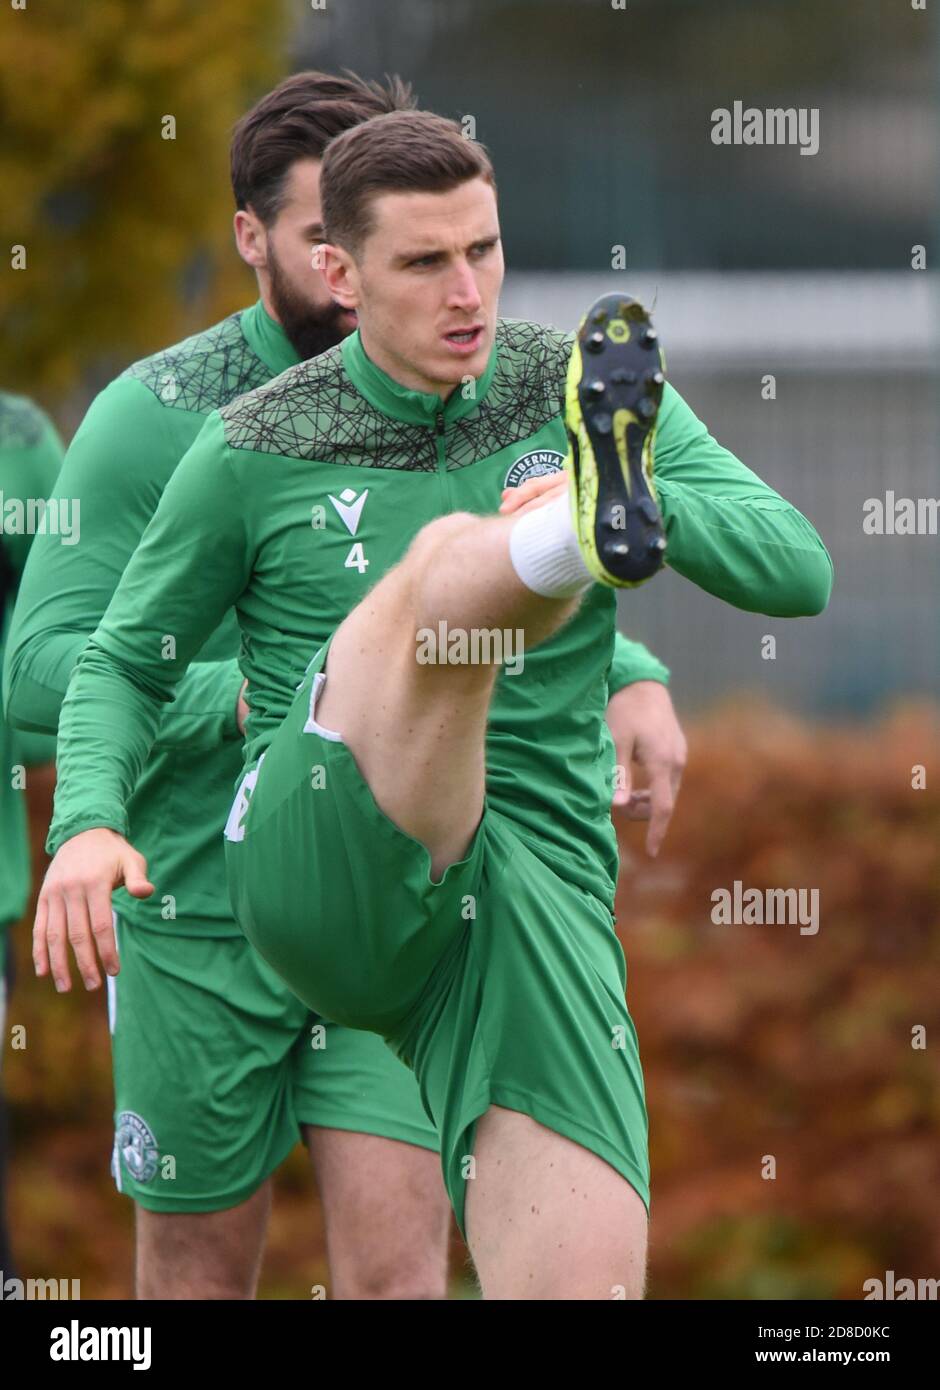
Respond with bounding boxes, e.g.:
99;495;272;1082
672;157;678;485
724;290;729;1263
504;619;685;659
108;918;305;1219
134;1182;272;1300
317;611;492;873
294;1018;448;1293
465;1105;648;1300
314;511;480;745
304;1126;450;1297
226;644;485;1038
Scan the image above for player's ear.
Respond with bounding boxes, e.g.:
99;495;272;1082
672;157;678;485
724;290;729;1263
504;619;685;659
234;207;267;271
319;244;358;309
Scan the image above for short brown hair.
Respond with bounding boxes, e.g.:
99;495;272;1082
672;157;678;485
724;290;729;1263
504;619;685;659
321;110;496;255
230;70;416;224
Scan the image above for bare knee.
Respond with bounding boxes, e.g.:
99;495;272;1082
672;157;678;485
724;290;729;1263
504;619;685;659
323;510;483;691
333;1246;449;1301
405;511;480;574
402;512;485;627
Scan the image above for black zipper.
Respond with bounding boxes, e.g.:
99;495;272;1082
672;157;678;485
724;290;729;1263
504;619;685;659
433;410;451;505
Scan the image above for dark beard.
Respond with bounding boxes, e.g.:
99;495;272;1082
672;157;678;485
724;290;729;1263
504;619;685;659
268;247;351;360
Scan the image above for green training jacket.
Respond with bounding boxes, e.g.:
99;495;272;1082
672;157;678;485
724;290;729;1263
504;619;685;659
44;320;832;915
6;305;667;934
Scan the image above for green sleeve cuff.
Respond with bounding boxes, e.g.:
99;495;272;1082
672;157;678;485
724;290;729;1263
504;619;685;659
46;814;127;859
608;632;671;695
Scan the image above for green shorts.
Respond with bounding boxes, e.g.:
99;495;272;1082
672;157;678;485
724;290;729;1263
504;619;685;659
225;640;650;1240
107;914;437;1213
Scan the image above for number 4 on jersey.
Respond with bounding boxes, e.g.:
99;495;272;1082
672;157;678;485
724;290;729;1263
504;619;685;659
328;487;370;574
344;542;369;574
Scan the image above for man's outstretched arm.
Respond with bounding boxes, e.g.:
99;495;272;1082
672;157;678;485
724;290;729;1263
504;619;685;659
652;383;833;617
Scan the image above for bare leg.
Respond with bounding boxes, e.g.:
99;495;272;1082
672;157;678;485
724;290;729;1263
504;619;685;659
304;1127;451;1299
465;1106;649;1300
316;510;580;878
135;1182;271;1299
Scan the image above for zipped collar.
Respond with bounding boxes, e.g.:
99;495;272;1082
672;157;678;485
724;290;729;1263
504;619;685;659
239;299;302;378
341;328;498;426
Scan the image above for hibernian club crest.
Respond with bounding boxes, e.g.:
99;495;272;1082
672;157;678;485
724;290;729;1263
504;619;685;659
115;1111;159;1184
503;449;565;490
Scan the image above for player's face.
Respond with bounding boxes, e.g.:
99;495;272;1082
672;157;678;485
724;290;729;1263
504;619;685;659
338;177;503;398
259;158;359;358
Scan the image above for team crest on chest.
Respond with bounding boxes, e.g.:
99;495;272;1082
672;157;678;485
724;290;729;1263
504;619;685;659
503;449;565;489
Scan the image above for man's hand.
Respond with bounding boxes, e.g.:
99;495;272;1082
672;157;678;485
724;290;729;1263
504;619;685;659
498;471;568;517
237;678;249;735
606;681;687;857
33;829;154;992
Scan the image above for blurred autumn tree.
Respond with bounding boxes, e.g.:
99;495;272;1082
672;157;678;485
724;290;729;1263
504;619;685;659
0;0;288;401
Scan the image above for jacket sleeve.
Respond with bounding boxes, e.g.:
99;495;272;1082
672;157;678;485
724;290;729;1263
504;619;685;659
653;383;833;617
3;378;244;751
46;413;253;854
608;632;670;695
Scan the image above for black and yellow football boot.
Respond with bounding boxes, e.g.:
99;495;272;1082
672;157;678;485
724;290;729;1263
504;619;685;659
564;292;667;587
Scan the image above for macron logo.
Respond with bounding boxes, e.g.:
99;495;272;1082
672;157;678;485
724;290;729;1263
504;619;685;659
328;487;369;536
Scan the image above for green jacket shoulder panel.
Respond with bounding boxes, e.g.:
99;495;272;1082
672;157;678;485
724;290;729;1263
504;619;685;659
217;319;573;472
120;311;270;414
0;391;55;450
217;342;432;468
